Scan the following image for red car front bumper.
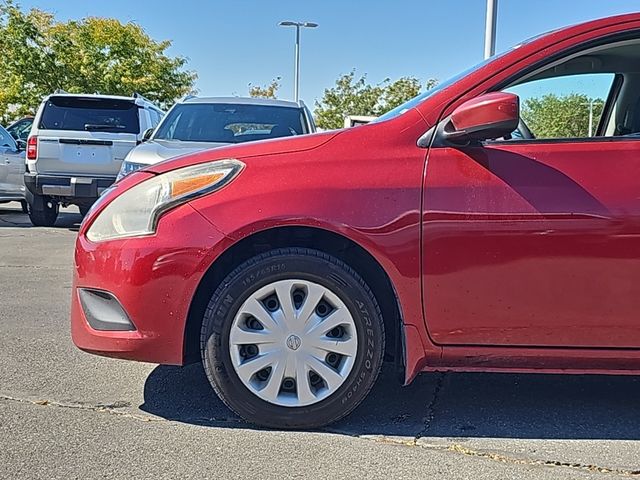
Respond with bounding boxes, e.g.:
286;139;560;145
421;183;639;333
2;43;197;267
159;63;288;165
70;203;228;365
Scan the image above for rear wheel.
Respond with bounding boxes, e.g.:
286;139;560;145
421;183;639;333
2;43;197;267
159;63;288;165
27;193;59;227
200;248;385;429
78;204;91;217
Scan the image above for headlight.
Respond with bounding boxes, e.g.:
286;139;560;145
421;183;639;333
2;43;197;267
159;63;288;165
116;160;148;181
86;159;244;242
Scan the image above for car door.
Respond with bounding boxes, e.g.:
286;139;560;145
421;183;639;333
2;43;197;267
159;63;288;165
0;128;25;196
422;47;640;349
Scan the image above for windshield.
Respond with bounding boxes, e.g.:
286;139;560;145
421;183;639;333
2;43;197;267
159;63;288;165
375;58;497;122
374;33;548;123
154;103;307;143
39;97;139;133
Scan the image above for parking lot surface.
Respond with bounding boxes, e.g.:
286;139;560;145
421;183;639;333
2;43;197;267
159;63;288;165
1;201;639;479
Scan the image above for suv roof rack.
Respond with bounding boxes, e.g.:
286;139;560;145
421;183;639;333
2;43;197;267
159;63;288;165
54;88;67;94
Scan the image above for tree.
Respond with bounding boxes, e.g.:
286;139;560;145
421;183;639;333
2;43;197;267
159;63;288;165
381;76;437;112
249;77;281;99
314;71;437;130
0;1;196;123
521;93;605;138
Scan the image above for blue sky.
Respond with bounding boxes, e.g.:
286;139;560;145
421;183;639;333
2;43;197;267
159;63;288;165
17;0;640;105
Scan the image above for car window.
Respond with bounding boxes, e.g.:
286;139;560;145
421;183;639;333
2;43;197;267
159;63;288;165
148;108;163;127
39;97;140;134
154;103;307;143
504;73;615;139
17;120;32;139
8;119;33;140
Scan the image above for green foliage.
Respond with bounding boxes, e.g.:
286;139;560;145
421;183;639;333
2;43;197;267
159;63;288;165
314;71;437;130
0;1;196;123
248;77;281;99
521;93;605;138
382;76;437;112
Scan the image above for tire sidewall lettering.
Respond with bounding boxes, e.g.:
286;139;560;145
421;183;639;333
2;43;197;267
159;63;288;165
241;263;287;288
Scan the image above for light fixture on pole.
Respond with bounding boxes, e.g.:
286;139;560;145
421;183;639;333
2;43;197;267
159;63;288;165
278;21;318;102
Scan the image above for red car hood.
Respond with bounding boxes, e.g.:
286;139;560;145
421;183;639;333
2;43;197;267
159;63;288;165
146;130;342;175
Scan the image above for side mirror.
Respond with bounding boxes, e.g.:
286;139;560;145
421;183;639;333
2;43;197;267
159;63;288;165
444;92;519;143
15;139;26;151
142;128;154;142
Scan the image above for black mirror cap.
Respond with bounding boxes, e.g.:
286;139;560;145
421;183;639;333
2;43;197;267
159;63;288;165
142;128;154;142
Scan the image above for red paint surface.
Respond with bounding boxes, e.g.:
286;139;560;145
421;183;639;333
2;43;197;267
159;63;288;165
72;14;640;381
449;92;518;135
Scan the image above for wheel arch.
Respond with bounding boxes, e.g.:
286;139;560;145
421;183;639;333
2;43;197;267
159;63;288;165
183;225;405;374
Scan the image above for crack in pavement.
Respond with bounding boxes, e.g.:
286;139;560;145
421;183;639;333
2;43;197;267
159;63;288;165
444;444;640;477
0;394;160;422
357;372;640;477
362;436;640;477
0;394;245;426
4;392;639;476
414;371;446;440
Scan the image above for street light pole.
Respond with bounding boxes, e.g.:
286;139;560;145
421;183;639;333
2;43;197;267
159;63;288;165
484;0;498;59
294;26;300;102
582;99;603;137
279;21;318;102
587;99;605;137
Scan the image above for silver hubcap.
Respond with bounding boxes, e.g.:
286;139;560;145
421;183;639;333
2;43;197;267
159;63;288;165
229;279;358;407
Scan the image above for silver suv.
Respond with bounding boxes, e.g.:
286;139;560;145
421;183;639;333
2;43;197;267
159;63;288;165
117;97;315;180
24;93;164;226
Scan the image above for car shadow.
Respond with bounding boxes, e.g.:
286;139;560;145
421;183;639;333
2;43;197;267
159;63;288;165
0;203;82;229
140;363;640;439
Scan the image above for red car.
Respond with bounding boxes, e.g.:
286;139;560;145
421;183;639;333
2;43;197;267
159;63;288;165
72;14;640;428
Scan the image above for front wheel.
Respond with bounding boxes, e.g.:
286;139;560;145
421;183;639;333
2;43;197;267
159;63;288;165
200;248;385;429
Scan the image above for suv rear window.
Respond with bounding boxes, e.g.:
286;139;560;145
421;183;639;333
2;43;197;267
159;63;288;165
154;103;307;143
39;97;140;134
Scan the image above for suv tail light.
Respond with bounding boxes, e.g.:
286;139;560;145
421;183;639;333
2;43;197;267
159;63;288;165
26;136;37;160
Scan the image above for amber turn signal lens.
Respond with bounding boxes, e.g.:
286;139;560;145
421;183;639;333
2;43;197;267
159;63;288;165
170;173;225;198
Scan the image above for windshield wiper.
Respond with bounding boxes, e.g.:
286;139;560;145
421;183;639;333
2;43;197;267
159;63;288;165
84;124;126;131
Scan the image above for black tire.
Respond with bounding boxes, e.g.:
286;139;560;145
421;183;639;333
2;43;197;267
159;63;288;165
78;204;91;217
200;247;385;429
27;193;59;227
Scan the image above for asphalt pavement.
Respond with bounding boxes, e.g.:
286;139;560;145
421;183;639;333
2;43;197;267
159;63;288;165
1;201;639;479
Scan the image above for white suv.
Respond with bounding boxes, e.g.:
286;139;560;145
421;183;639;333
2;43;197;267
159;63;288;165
24;93;164;226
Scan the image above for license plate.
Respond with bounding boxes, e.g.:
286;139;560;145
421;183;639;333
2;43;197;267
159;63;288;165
63;145;110;164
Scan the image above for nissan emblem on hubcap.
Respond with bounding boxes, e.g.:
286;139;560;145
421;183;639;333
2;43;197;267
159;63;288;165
286;334;302;351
